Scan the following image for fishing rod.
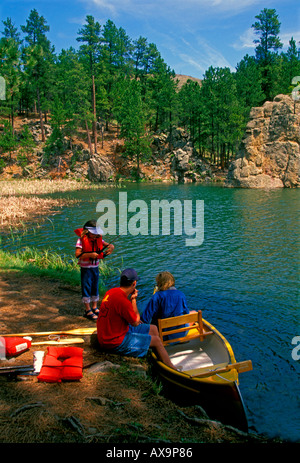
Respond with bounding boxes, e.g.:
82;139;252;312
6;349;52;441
101;233;123;257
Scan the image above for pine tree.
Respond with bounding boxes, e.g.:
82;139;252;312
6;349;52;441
0;120;17;161
100;20;133;127
235;54;265;114
55;48;92;153
278;38;300;95
0;18;22;129
118;79;151;179
252;8;283;100
21;9;54;142
77;15;102;153
149;57;177;134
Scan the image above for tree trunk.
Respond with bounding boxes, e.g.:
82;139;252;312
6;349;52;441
11;93;14;132
136;151;140;181
221;143;225;170
169;111;172;151
85;119;93;156
154;107;159;132
36;87;45;142
92;75;97;154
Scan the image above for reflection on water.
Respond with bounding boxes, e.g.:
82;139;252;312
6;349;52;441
1;183;299;441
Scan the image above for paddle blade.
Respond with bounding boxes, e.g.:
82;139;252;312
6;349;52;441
188;360;253;378
63;328;96;336
235;360;253;373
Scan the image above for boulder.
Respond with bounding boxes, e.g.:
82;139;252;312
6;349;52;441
88;155;115;182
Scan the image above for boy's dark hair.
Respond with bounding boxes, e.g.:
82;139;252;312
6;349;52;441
120;276;135;287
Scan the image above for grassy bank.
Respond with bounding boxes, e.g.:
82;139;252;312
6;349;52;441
0;178;121;294
0;247;117;292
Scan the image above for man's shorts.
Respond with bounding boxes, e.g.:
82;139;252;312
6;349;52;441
111;324;151;358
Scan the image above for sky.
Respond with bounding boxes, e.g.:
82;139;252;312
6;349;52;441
0;0;299;79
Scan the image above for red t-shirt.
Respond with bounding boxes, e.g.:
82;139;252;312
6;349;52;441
97;287;138;348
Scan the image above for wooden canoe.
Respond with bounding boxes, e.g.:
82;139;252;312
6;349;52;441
150;311;252;432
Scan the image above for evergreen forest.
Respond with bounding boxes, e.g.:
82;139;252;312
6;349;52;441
0;7;300;172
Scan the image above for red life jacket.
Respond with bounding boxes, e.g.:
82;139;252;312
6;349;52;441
1;336;31;357
37;346;83;383
74;228;104;262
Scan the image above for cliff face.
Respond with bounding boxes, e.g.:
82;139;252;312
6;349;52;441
227;94;300;188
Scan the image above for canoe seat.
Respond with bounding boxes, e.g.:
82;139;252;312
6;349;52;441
158;311;213;346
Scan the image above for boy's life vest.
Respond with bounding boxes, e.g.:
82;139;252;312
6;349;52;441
74;228;104;262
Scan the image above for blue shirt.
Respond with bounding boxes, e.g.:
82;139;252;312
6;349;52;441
141;288;189;340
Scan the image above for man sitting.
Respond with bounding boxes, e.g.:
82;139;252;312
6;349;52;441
96;268;176;369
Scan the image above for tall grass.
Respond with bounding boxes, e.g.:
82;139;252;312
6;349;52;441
0;247;118;291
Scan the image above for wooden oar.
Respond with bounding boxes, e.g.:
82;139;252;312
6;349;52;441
31;337;85;346
1;328;95;337
187;360;253;378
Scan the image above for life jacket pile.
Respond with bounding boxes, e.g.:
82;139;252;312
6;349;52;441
74;228;104;264
37;346;83;383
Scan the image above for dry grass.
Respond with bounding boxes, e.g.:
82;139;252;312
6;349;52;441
0;195;68;229
0;179;101;196
0;179;107;231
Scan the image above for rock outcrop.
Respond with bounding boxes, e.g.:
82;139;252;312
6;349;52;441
147;128;215;183
227;94;300;188
88;154;116;182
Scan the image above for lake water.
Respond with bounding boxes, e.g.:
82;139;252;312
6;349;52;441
2;183;299;442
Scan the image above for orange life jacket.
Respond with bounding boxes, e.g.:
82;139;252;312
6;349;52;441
74;228;104;262
37;346;83;383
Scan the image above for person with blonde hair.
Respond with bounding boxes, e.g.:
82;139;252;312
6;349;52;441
155;271;176;291
141;271;190;341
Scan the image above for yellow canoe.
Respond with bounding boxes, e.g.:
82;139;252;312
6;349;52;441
151;312;252;431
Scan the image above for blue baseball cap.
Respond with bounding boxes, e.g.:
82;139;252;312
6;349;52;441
120;268;139;283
